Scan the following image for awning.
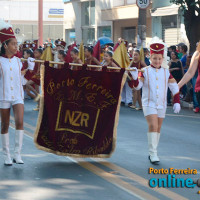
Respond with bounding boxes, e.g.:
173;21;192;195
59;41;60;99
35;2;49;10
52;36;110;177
151;5;180;17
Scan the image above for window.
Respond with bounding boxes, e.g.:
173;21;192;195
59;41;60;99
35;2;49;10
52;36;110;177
82;28;95;45
127;0;136;5
81;1;95;26
113;0;125;7
65;29;76;45
122;27;136;43
113;0;137;7
98;26;111;38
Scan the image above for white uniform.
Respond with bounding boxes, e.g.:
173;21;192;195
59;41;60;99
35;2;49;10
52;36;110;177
21;57;35;85
121;80;133;105
0;56;24;108
134;65;179;118
53;50;59;68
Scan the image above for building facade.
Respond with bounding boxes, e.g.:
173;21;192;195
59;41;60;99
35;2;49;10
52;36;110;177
63;0;152;45
151;0;189;47
1;0;64;43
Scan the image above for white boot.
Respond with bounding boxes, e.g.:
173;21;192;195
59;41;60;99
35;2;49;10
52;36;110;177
1;133;12;166
157;133;160;146
13;130;24;164
147;132;160;164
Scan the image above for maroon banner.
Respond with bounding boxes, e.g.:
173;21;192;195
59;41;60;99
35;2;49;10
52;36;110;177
34;62;126;157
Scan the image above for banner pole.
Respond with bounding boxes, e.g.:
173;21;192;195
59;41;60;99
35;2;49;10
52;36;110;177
21;58;142;72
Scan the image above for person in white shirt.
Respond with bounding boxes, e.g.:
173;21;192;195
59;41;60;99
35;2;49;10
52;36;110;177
0;19;24;166
129;37;181;165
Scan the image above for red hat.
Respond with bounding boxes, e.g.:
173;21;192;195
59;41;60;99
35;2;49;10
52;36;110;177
22;43;30;50
0;20;16;44
150;43;165;55
57;40;66;48
30;40;38;50
124;40;128;47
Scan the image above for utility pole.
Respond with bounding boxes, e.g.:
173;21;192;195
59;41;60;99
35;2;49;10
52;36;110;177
137;8;146;49
136;0;150;49
38;0;43;47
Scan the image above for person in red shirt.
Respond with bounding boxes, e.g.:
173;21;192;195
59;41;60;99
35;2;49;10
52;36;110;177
129;50;146;110
178;43;200;106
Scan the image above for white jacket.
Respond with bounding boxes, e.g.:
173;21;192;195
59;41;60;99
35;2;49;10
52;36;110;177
0;56;24;101
135;66;179;109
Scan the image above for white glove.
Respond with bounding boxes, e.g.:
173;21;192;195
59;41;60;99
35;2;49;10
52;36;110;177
27;57;35;70
173;103;181;114
129;67;138;80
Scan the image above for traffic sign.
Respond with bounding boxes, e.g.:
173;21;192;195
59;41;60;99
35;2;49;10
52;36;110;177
15;28;20;34
136;0;150;9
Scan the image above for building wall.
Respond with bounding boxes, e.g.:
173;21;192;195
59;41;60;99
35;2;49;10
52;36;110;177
151;0;189;47
113;18;152;44
0;0;64;43
63;0;152;46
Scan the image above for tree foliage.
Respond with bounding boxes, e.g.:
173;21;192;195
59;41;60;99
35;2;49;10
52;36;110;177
170;0;200;52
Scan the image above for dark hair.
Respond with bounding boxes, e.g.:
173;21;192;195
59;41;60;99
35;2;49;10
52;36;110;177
170;51;179;59
105;51;113;57
24;49;34;58
169;45;176;51
181;45;188;53
35;48;43;55
133;50;140;55
143;48;149;53
58;50;66;58
71;47;79;54
0;39;11;56
55;40;59;45
85;46;93;54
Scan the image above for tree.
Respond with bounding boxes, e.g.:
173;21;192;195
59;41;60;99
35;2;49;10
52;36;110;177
170;0;200;53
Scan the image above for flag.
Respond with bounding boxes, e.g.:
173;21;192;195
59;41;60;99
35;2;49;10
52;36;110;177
65;42;76;63
34;62;127;157
113;43;120;52
78;42;85;63
92;41;101;61
113;43;130;68
40;46;53;62
140;47;145;62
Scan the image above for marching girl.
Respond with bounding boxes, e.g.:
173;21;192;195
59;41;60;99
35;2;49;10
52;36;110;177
84;46;101;65
57;50;66;69
25;48;43;110
129;37;181;164
101;51;120;70
128;50;147;110
84;46;101;71
0;20;24;165
70;47;83;70
21;49;35;99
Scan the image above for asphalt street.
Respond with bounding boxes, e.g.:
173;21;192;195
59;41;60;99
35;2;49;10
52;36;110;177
0;99;200;200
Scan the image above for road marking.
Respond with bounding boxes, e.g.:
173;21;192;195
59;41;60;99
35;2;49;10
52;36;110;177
92;158;189;200
68;157;159;200
17;119;189;200
166;114;200;119
16;124;159;200
10;116;35;132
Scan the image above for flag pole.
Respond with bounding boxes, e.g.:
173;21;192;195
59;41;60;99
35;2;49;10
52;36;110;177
21;58;142;71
